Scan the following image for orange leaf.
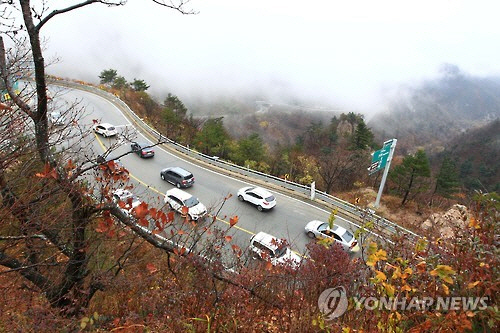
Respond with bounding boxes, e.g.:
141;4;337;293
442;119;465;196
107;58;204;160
265;261;273;270
416;261;427;274
178;229;186;235
35;163;57;179
181;206;189;216
229;216;239;227
401;284;412;292
224;235;233;242
66;159;76;170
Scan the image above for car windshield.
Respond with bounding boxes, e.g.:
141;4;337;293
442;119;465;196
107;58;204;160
108;126;115;131
317;223;330;232
341;230;354;242
183;196;199;208
265;195;275;202
274;246;288;258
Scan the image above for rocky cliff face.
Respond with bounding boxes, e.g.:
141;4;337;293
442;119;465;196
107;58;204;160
421;204;468;239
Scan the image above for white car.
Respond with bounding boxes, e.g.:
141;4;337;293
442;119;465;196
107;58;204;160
112;189;141;210
164;188;207;221
237;186;276;211
49;111;65;126
304;220;360;253
249;232;301;268
93;122;118;137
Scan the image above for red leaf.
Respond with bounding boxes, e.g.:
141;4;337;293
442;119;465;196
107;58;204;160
133;202;149;219
224;235;232;242
146;263;158;274
178;229;186;235
167;211;175;222
155;220;164;232
229;216;239;227
138;218;149;227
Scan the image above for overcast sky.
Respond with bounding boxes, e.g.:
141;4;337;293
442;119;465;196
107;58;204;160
41;0;500;112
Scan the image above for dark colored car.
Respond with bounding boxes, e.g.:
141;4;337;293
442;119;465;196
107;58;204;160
131;142;155;158
160;167;194;188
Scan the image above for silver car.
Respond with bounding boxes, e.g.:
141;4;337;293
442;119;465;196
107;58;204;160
304;220;359;252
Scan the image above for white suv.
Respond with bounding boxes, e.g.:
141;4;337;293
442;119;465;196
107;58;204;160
93;123;118;137
249;232;301;268
237;186;276;211
164;188;207;221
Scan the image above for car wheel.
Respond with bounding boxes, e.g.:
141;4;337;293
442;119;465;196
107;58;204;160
161;174;165;180
103;133;107;138
238;195;244;202
307;231;316;239
257;205;263;212
176;183;181;189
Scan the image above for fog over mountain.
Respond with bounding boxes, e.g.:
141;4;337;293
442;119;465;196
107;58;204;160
40;0;500;115
369;65;500;152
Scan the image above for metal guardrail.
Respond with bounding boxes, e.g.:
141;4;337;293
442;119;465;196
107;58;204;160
50;78;420;240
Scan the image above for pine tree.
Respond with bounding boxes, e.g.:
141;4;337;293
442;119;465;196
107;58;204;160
390;149;431;206
434;156;460;198
351;120;374;150
98;69;117;85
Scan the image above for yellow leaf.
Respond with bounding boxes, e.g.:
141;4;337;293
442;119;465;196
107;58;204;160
375;270;387;282
367;242;378;255
392;266;401;279
383;283;395;297
467;281;480;289
442;276;453;284
376;249;388;261
415;238;428;253
442;283;449;295
468;217;481;229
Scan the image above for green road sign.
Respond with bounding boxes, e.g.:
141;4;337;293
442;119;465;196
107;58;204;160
369;139;393;174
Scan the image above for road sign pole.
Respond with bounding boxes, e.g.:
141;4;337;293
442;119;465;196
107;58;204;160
374;139;397;208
